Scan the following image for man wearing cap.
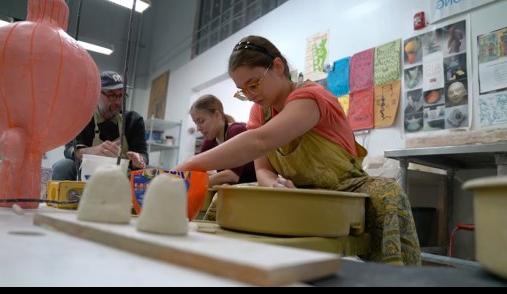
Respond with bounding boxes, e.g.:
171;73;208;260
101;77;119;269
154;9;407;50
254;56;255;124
52;71;148;181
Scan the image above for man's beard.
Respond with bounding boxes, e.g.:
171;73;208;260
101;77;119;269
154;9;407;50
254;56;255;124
98;104;121;120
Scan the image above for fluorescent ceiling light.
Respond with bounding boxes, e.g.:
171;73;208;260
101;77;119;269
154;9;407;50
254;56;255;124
77;40;114;55
107;0;150;13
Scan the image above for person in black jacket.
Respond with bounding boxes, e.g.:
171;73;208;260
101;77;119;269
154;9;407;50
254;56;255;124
52;71;148;181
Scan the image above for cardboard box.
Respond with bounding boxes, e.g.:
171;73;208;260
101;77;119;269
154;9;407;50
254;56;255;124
46;181;85;210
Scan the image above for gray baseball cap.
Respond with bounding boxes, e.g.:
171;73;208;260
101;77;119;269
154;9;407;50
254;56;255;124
101;71;124;90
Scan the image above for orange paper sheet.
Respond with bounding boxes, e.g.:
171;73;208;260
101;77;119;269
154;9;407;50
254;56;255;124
374;81;401;128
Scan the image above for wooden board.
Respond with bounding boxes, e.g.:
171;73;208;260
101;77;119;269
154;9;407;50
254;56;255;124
0;208;248;286
34;212;340;286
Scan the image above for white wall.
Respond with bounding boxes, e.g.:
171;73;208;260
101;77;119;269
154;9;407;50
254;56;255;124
159;0;507;165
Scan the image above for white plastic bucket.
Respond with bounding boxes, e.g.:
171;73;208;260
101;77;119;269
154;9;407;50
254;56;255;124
81;154;129;182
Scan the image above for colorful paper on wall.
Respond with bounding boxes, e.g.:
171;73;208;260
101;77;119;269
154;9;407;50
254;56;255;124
350;48;374;92
348;88;374;131
327;57;350;97
374;80;401;128
337;95;350;117
478;27;507;94
479;92;507;127
374;39;401;86
305;32;329;82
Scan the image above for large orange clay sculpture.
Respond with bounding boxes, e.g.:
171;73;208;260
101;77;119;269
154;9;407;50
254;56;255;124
0;0;100;208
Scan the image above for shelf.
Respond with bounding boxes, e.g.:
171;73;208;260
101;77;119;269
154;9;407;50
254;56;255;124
145;118;181;131
148;143;179;152
145;118;182;167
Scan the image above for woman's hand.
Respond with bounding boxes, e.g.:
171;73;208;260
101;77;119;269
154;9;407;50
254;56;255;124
273;175;296;189
127;151;146;169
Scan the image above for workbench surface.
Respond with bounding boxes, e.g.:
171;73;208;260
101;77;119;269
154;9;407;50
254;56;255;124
2;206;506;287
0;207;248;287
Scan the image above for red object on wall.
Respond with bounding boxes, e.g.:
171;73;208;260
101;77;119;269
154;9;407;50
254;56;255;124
414;11;427;30
348;88;375;132
0;0;100;208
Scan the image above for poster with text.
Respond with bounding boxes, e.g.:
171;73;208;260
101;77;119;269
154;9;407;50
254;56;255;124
348;88;374;131
350;48;374;92
305;32;329;82
374;39;401;86
478;27;507;94
423;52;445;91
374;80;401;128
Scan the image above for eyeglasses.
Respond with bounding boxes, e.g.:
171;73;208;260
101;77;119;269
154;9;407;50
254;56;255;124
101;91;125;101
233;64;272;101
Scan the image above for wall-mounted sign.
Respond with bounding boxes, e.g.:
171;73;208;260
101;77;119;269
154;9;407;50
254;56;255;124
429;0;496;23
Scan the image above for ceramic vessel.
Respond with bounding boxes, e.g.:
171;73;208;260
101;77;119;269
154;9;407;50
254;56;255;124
0;0;100;208
216;185;368;238
463;176;507;279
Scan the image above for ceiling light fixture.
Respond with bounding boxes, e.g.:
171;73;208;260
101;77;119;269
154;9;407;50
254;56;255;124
77;40;114;55
107;0;151;13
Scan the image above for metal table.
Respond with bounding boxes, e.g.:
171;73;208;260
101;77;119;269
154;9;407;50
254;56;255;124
385;142;507;190
385;142;507;255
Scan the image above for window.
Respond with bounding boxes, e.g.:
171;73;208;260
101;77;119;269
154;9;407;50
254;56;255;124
193;0;288;57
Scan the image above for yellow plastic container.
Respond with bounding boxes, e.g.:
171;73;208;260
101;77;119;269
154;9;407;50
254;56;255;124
463;176;507;279
215;185;369;238
47;181;85;210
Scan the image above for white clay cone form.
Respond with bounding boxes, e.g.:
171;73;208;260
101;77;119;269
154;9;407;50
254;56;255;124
137;174;188;235
77;166;131;224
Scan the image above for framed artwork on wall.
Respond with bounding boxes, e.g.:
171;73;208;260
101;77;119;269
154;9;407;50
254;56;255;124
148;71;170;119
